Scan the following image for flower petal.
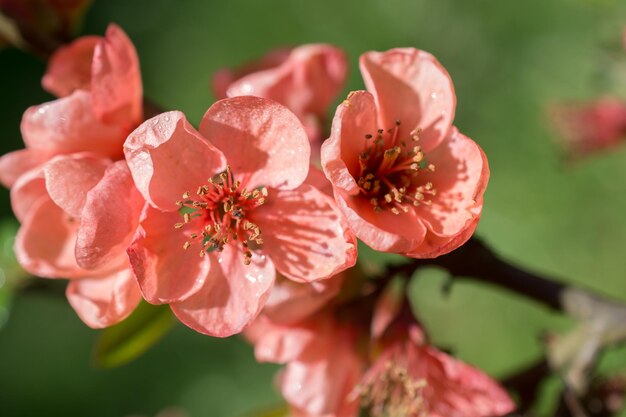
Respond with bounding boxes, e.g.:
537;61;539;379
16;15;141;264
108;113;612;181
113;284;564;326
199;96;310;190
226;44;347;122
76;161;144;270
91;24;143;128
0;149;50;188
280;323;361;416
252;184;356;282
21;90;126;159
15;196;85;278
42;35;100;97
10;166;47;222
171;244;276;337
407;217;479;259
124;111;226;211
66;267;141;328
245;315;317;363
334;189;427;253
360;48;455;152
127;205;211;304
43;153;110;218
263;275;343;325
321;90;378;195
415;128;489;238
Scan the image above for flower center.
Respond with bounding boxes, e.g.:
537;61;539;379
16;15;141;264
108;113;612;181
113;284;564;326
357;361;427;417
357;121;436;215
174;166;267;265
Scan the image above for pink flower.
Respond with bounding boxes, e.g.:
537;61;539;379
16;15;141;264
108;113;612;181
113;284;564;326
356;325;515;417
246;275;362;417
550;98;626;160
124;96;357;337
0;23;142;188
321;48;489;258
213;44;348;146
14;155;144;327
1;24;145;327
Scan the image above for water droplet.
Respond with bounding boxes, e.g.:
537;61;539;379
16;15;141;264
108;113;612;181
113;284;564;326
430;92;438;99
218;257;223;264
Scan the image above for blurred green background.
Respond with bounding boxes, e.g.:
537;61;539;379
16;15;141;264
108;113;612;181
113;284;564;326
1;0;626;415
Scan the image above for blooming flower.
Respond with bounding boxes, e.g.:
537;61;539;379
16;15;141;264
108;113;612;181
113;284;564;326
321;48;489;258
246;274;362;417
1;24;145;327
124;96;356;337
550;98;626;160
213;44;348;151
0;23;142;188
356;325;515;417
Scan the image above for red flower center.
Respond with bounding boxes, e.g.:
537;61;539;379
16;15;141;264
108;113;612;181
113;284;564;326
175;166;267;265
356;121;436;214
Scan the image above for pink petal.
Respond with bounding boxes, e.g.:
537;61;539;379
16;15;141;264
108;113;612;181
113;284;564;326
334;189;427;253
15;196;85;278
321;90;378;195
91;24;143;128
171;244;276;337
226;44;347;123
21;90;127;159
199;96;310;190
417;345;515;417
124;111;226;211
10;166;47;222
213;47;292;99
408;217;480;259
245;315;316;363
415;128;489;238
42;35;100;97
0;149;50;188
263;276;343;325
304;165;333;197
43;153;110;218
127;205;210;304
66;266;142;328
76;161;145;270
252;184;357;282
280;323;361;416
371;278;405;340
360;48;456;152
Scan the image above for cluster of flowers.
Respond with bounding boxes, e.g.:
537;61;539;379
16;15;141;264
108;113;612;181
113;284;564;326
0;24;515;416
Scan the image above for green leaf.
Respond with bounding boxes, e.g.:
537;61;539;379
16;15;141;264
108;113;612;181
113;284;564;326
240;405;289;417
93;301;175;369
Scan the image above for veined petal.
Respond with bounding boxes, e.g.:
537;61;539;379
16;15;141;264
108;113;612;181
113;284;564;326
91;24;143;128
21;90;126;159
321;91;378;195
42;35;100;97
66;266;141;328
415;128;489;238
43;153;110;218
0;149;50;188
76;161;145;270
124;111;226;211
408;217;479;259
199;96;310;190
335;189;427;253
127;205;210;304
360;48;455;152
252;184;356;283
171;244;275;337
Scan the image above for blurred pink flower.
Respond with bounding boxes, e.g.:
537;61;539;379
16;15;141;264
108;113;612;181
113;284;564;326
124;96;356;337
0;23;142;188
550;98;626;160
0;24;144;327
213;44;348;154
321;48;489;258
356;325;515;417
246;274;362;417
